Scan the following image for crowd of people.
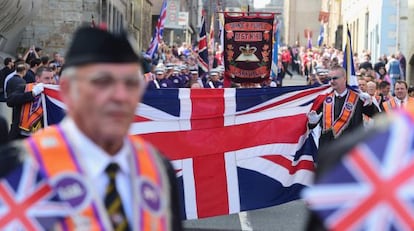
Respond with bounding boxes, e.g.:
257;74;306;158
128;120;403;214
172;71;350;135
0;36;411;144
0;33;411;140
299;45;411;152
0;46;64;143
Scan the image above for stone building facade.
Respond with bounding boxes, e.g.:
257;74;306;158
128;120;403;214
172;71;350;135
284;0;322;47
340;0;413;83
18;0;153;57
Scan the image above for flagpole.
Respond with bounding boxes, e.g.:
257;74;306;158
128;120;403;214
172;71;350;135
41;92;48;127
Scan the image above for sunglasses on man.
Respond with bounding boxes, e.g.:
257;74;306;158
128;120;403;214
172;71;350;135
328;76;342;81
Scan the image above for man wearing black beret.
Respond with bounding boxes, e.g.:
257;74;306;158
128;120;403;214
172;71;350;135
0;26;182;231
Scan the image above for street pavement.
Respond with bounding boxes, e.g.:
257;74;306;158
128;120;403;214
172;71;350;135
282;73;308;86
183;200;310;231
183;72;311;231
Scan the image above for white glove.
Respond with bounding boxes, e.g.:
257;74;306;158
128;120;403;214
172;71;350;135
32;83;44;96
307;110;322;124
359;92;372;106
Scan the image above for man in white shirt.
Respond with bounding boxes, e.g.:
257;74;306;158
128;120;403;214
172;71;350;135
382;80;413;112
366;81;381;111
307;65;379;149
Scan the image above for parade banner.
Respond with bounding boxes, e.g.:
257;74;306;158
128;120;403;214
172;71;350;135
224;13;274;83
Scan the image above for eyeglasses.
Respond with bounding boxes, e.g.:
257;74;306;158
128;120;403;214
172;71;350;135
328;76;342;81
77;72;143;89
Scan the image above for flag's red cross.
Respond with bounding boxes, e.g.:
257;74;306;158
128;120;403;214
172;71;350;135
141;89;314;218
0;182;52;230
331;148;414;230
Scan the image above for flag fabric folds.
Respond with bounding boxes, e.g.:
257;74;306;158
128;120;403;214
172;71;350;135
209;14;215;70
198;15;209;77
41;84;330;219
146;0;167;59
271;19;280;80
303;111;414;230
307;30;312;49
343;27;358;89
219;12;225;62
0;158;76;230
317;24;324;47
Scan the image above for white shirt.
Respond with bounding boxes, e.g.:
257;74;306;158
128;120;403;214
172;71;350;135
4;70;16;98
334;88;348;98
60;118;133;222
371;96;381;112
396;96;407;108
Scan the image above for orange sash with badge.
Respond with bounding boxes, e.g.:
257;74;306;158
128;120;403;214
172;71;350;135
382;98;397;113
24;125;170;230
19;83;43;133
323;90;359;138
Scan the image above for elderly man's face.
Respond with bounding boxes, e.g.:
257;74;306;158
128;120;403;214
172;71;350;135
366;83;376;96
61;63;143;148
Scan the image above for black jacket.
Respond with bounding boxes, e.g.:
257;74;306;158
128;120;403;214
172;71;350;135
5;75;35;140
309;91;378;149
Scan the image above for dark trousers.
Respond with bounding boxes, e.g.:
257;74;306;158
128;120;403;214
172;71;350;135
8;124;28;141
282;62;293;76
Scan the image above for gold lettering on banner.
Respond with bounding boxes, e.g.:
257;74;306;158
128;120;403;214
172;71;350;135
234;32;262;42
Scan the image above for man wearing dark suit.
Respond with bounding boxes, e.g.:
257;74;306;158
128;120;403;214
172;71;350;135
5;63;44;140
307;65;379;150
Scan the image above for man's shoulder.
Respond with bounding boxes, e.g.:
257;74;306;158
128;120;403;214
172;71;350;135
0;141;28;177
8;75;25;85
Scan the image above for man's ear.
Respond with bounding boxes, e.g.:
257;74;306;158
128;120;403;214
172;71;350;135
59;78;72;106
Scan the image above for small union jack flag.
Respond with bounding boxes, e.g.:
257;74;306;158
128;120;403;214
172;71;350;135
0;158;70;230
303;112;414;230
146;0;167;59
198;15;209;77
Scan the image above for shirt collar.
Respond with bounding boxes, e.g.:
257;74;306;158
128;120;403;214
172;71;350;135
334;88;348;98
396;96;408;104
59;118;131;178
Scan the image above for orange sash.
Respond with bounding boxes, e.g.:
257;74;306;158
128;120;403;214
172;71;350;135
323;90;359;138
19;83;43;133
382;97;414;113
382;98;397;113
24;125;169;230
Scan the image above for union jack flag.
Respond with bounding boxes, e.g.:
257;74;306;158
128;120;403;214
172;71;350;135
198;15;209;77
42;84;330;219
0;158;70;230
303;112;414;230
146;0;167;59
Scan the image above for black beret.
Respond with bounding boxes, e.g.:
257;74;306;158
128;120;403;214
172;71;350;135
65;26;142;67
